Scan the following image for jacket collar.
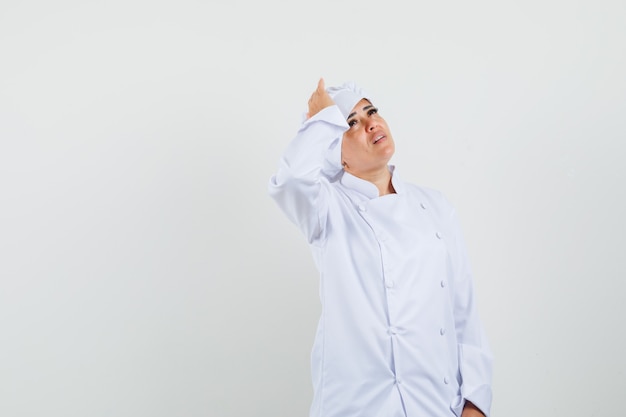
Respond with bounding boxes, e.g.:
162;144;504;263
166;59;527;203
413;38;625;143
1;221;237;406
340;165;404;199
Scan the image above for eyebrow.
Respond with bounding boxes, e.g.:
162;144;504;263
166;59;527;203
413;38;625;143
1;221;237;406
346;105;375;121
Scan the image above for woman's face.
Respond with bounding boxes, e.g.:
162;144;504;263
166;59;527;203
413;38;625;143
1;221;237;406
341;99;395;176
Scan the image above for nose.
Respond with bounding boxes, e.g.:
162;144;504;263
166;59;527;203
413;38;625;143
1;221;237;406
365;119;378;131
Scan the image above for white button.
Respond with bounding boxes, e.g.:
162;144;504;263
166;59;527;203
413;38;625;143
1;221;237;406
389;326;398;335
396;378;402;385
440;328;446;336
385;280;395;288
358;202;367;212
440;280;446;288
420;203;426;209
444;377;449;384
436;232;442;239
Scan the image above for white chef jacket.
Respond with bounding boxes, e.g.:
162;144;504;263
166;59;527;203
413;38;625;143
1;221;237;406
268;105;493;417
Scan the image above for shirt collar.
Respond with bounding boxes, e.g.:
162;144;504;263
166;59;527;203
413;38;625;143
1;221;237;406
340;165;405;199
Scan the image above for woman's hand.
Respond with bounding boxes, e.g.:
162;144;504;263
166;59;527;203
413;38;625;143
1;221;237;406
307;78;335;119
461;401;486;417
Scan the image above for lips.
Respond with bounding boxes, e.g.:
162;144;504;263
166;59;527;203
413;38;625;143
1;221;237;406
373;133;386;144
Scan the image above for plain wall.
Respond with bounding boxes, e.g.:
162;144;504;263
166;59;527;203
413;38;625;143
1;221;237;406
1;1;625;416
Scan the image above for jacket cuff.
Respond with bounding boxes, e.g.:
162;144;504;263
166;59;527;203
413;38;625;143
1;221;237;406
304;105;347;171
459;343;493;417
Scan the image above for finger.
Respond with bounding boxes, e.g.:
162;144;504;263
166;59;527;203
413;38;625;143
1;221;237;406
317;77;325;93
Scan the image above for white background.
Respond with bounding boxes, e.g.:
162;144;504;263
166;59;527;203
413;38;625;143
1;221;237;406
1;1;625;416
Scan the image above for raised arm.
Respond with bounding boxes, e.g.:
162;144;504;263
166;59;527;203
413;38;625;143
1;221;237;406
268;78;348;244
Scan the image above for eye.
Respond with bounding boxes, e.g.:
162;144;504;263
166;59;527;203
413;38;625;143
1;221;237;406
367;107;379;116
348;119;357;127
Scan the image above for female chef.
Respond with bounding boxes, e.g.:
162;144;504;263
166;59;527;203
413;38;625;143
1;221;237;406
268;78;493;417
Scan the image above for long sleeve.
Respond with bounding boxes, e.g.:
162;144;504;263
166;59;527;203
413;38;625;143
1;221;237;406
448;206;493;417
268;105;347;244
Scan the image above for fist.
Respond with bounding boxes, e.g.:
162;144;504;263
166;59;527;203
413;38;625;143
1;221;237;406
307;78;335;119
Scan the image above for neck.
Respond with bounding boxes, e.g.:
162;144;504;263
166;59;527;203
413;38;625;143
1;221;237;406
347;166;395;196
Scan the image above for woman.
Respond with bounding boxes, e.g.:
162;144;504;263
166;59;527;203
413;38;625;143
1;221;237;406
268;78;493;417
